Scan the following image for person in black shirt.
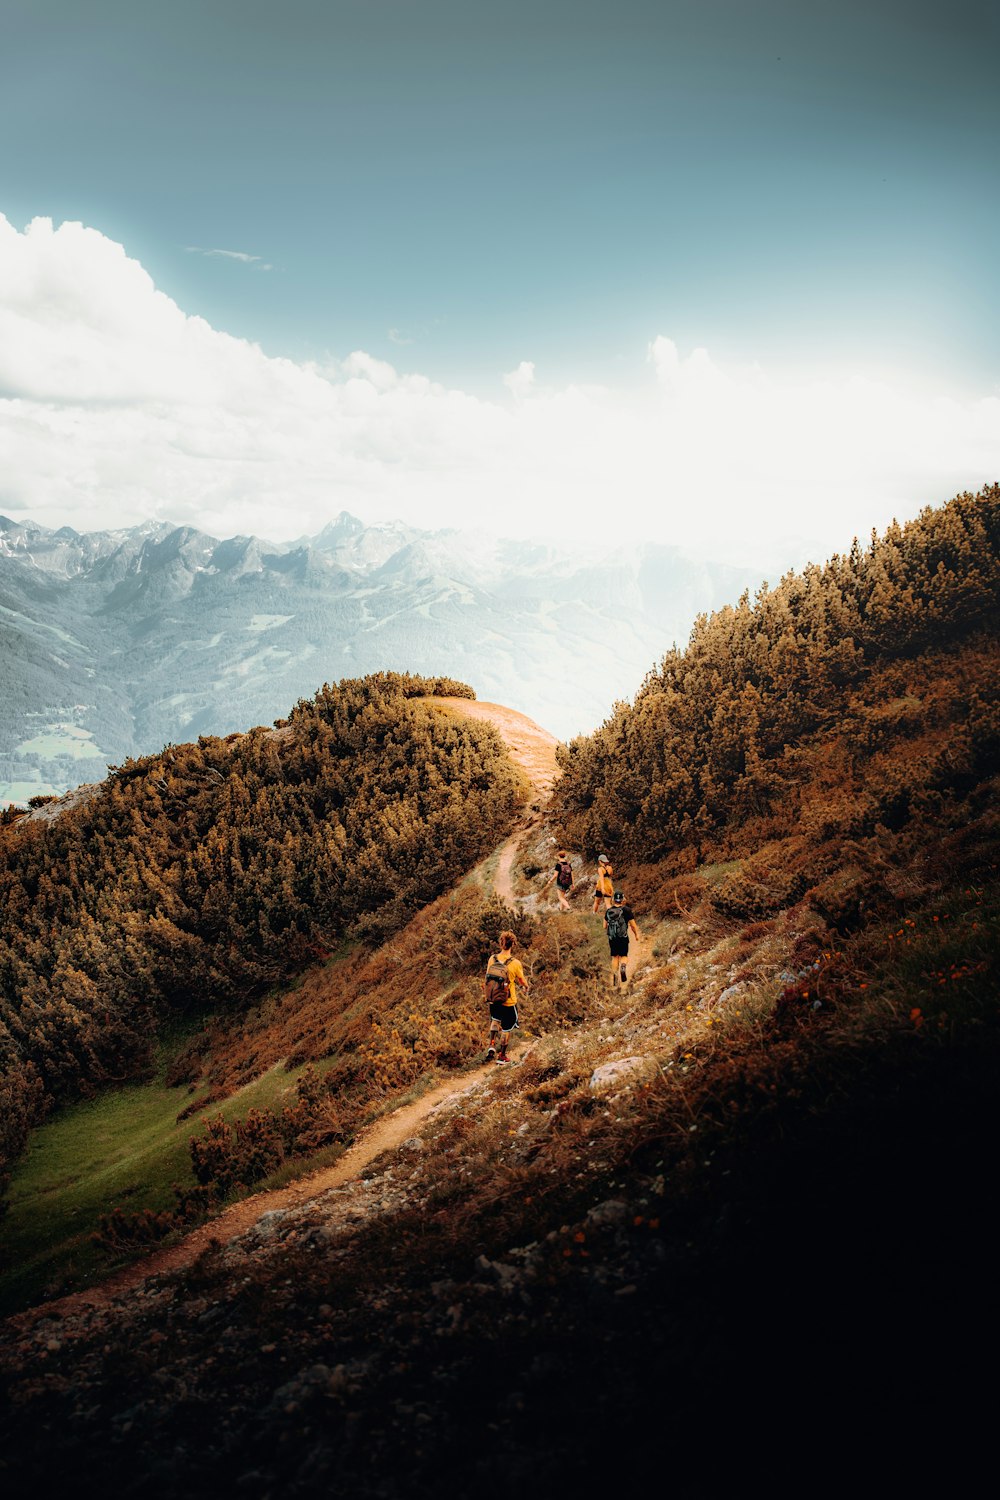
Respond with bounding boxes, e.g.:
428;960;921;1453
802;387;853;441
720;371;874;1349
603;890;640;987
542;849;574;911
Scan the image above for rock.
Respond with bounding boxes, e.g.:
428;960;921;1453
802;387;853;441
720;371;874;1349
584;1198;629;1229
252;1210;288;1239
589;1056;658;1093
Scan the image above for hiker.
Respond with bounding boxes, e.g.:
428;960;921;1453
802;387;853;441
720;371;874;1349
542;849;574;911
592;853;615;914
604;890;640;987
483;929;529;1064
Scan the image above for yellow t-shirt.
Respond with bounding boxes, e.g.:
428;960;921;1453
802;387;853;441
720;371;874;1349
492;953;526;1005
597;863;614;896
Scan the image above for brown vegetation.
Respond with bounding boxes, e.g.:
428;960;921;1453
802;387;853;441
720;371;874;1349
0;672;517;1205
554;485;1000;864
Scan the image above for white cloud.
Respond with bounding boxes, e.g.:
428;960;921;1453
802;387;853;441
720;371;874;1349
1;215;998;570
186;245;271;268
503;360;536;400
339;350;400;391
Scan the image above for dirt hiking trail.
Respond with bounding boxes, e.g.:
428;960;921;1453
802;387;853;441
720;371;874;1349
8;700;563;1329
430;698;560;906
439;699;652;978
10;1070;492;1326
427;697;560;801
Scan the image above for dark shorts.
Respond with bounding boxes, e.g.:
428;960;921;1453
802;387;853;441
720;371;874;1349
489;1000;519;1030
608;939;630;958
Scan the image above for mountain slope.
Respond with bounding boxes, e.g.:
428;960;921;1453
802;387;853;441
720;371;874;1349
1;688;995;1493
0;672;521;1207
1;491;998;1494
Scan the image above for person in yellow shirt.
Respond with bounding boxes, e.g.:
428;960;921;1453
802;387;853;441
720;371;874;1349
483;929;529;1064
592;853;615;914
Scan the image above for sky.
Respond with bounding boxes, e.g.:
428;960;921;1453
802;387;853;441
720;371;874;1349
1;0;998;569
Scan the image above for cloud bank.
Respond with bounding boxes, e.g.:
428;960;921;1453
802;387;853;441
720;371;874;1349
1;215;997;570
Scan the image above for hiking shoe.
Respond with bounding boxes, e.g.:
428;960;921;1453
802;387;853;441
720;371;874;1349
496;1054;509;1065
487;1046;497;1061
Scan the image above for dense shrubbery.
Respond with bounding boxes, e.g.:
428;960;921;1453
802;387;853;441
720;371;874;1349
555;486;1000;863
176;884;555;1102
0;673;519;1193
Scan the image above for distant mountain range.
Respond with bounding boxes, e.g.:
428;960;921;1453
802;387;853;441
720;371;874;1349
0;511;759;803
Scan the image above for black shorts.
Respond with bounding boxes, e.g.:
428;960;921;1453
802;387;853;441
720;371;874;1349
608;940;630;958
489;1000;519;1030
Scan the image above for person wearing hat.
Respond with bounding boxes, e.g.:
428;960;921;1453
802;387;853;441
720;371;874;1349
604;891;640;987
592;853;615;914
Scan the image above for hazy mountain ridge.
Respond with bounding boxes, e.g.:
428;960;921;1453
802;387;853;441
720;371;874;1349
0;511;759;804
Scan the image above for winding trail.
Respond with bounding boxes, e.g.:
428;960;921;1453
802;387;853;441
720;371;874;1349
427;696;560;802
8;700;562;1328
428;698;560;907
13;1072;491;1323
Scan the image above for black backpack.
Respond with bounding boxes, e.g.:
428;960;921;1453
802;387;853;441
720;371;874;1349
605;906;628;942
556;859;573;890
485;954;512;1004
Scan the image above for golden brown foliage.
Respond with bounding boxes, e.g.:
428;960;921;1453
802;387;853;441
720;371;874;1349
555;486;1000;862
0;673;518;1189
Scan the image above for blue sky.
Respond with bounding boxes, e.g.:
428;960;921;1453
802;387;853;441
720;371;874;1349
4;0;997;388
0;1;998;563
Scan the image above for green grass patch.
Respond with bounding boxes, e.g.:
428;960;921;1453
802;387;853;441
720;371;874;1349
0;1039;325;1315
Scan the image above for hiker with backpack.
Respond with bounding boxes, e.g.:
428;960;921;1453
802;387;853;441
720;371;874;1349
483;929;529;1064
604;891;640;987
592;853;615;914
542;850;574;911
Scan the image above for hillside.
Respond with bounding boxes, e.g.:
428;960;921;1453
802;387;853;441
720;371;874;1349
0;672;521;1211
0;510;758;802
1;488;998;1494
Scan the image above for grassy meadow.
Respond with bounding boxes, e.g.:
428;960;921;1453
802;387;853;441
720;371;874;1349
0;1030;326;1314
